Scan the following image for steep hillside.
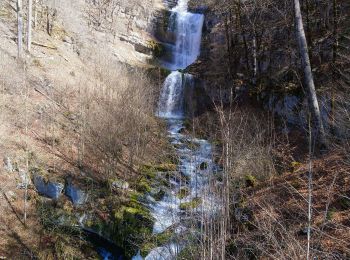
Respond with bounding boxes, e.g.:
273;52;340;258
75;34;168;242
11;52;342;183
0;0;349;259
0;0;175;258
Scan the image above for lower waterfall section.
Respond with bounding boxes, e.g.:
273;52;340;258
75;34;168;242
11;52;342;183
157;72;193;119
144;118;216;259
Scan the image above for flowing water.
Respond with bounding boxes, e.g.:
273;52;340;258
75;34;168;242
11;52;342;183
137;1;216;259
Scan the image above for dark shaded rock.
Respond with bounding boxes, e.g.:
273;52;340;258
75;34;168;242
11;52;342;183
134;43;152;55
199;162;208;170
65;178;88;206
33;175;64;199
183;75;212;117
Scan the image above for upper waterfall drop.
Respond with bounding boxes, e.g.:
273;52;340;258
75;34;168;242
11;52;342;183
171;0;188;13
157;0;204;119
163;0;204;70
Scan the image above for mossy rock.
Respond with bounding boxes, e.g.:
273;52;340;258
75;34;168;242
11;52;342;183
140;241;156;257
199;162;208;170
183;119;192;129
109;178;129;190
179;197;202;211
147;40;165;58
338;197;350;210
156;163;177;172
159;67;171;77
326;208;336;221
140;163;177;176
30;166;49;180
139;165;157;180
135;178;152;193
245;175;257;188
186;141;200;150
177;187;190;199
291;161;302;172
112;203;154;258
140;229;173;256
153;189;166;201
37;200;80;233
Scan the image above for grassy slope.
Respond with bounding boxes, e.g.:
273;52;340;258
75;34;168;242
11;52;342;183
0;0;171;258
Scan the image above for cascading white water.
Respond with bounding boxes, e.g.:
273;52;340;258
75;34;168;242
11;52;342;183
170;12;204;70
157;0;204;118
158;72;194;119
162;1;204;71
136;1;211;260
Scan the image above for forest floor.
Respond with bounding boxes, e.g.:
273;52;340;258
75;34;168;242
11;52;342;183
192;106;350;258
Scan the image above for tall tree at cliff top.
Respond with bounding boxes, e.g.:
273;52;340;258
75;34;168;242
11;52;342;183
294;0;326;146
27;0;33;52
17;0;23;58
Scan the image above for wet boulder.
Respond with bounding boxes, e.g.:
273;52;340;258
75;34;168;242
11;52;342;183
199;162;208;170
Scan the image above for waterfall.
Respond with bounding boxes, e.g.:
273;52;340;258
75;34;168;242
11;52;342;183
157;72;194;119
140;1;211;259
158;0;204;118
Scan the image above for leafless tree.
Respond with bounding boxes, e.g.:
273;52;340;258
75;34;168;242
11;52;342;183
17;0;23;58
294;0;326;146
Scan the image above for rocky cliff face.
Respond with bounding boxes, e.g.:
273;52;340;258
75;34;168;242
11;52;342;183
82;0;168;66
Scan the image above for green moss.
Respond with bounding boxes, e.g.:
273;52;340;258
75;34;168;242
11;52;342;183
147;40;164;57
245;175;257;188
139;164;157;179
183;118;191;129
326;208;336;221
291;161;302;172
140;163;176;180
212;139;223;147
112;202;154;258
156;163;177;172
140;242;155;257
140;229;173;256
199;162;208;170
153;189;165;201
179;197;202;211
37;200;80;234
136;178;152;193
160;67;171;77
177;187;190;199
339;197;350;210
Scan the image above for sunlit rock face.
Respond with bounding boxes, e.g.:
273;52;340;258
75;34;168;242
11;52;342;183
103;0;168;65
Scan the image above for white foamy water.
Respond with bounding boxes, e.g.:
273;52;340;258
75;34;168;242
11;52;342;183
163;3;204;70
143;0;211;259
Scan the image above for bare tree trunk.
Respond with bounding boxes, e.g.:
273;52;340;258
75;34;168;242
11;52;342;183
33;0;37;28
252;29;257;85
17;0;23;58
27;0;33;52
331;0;338;132
24;70;29;226
294;0;326;145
